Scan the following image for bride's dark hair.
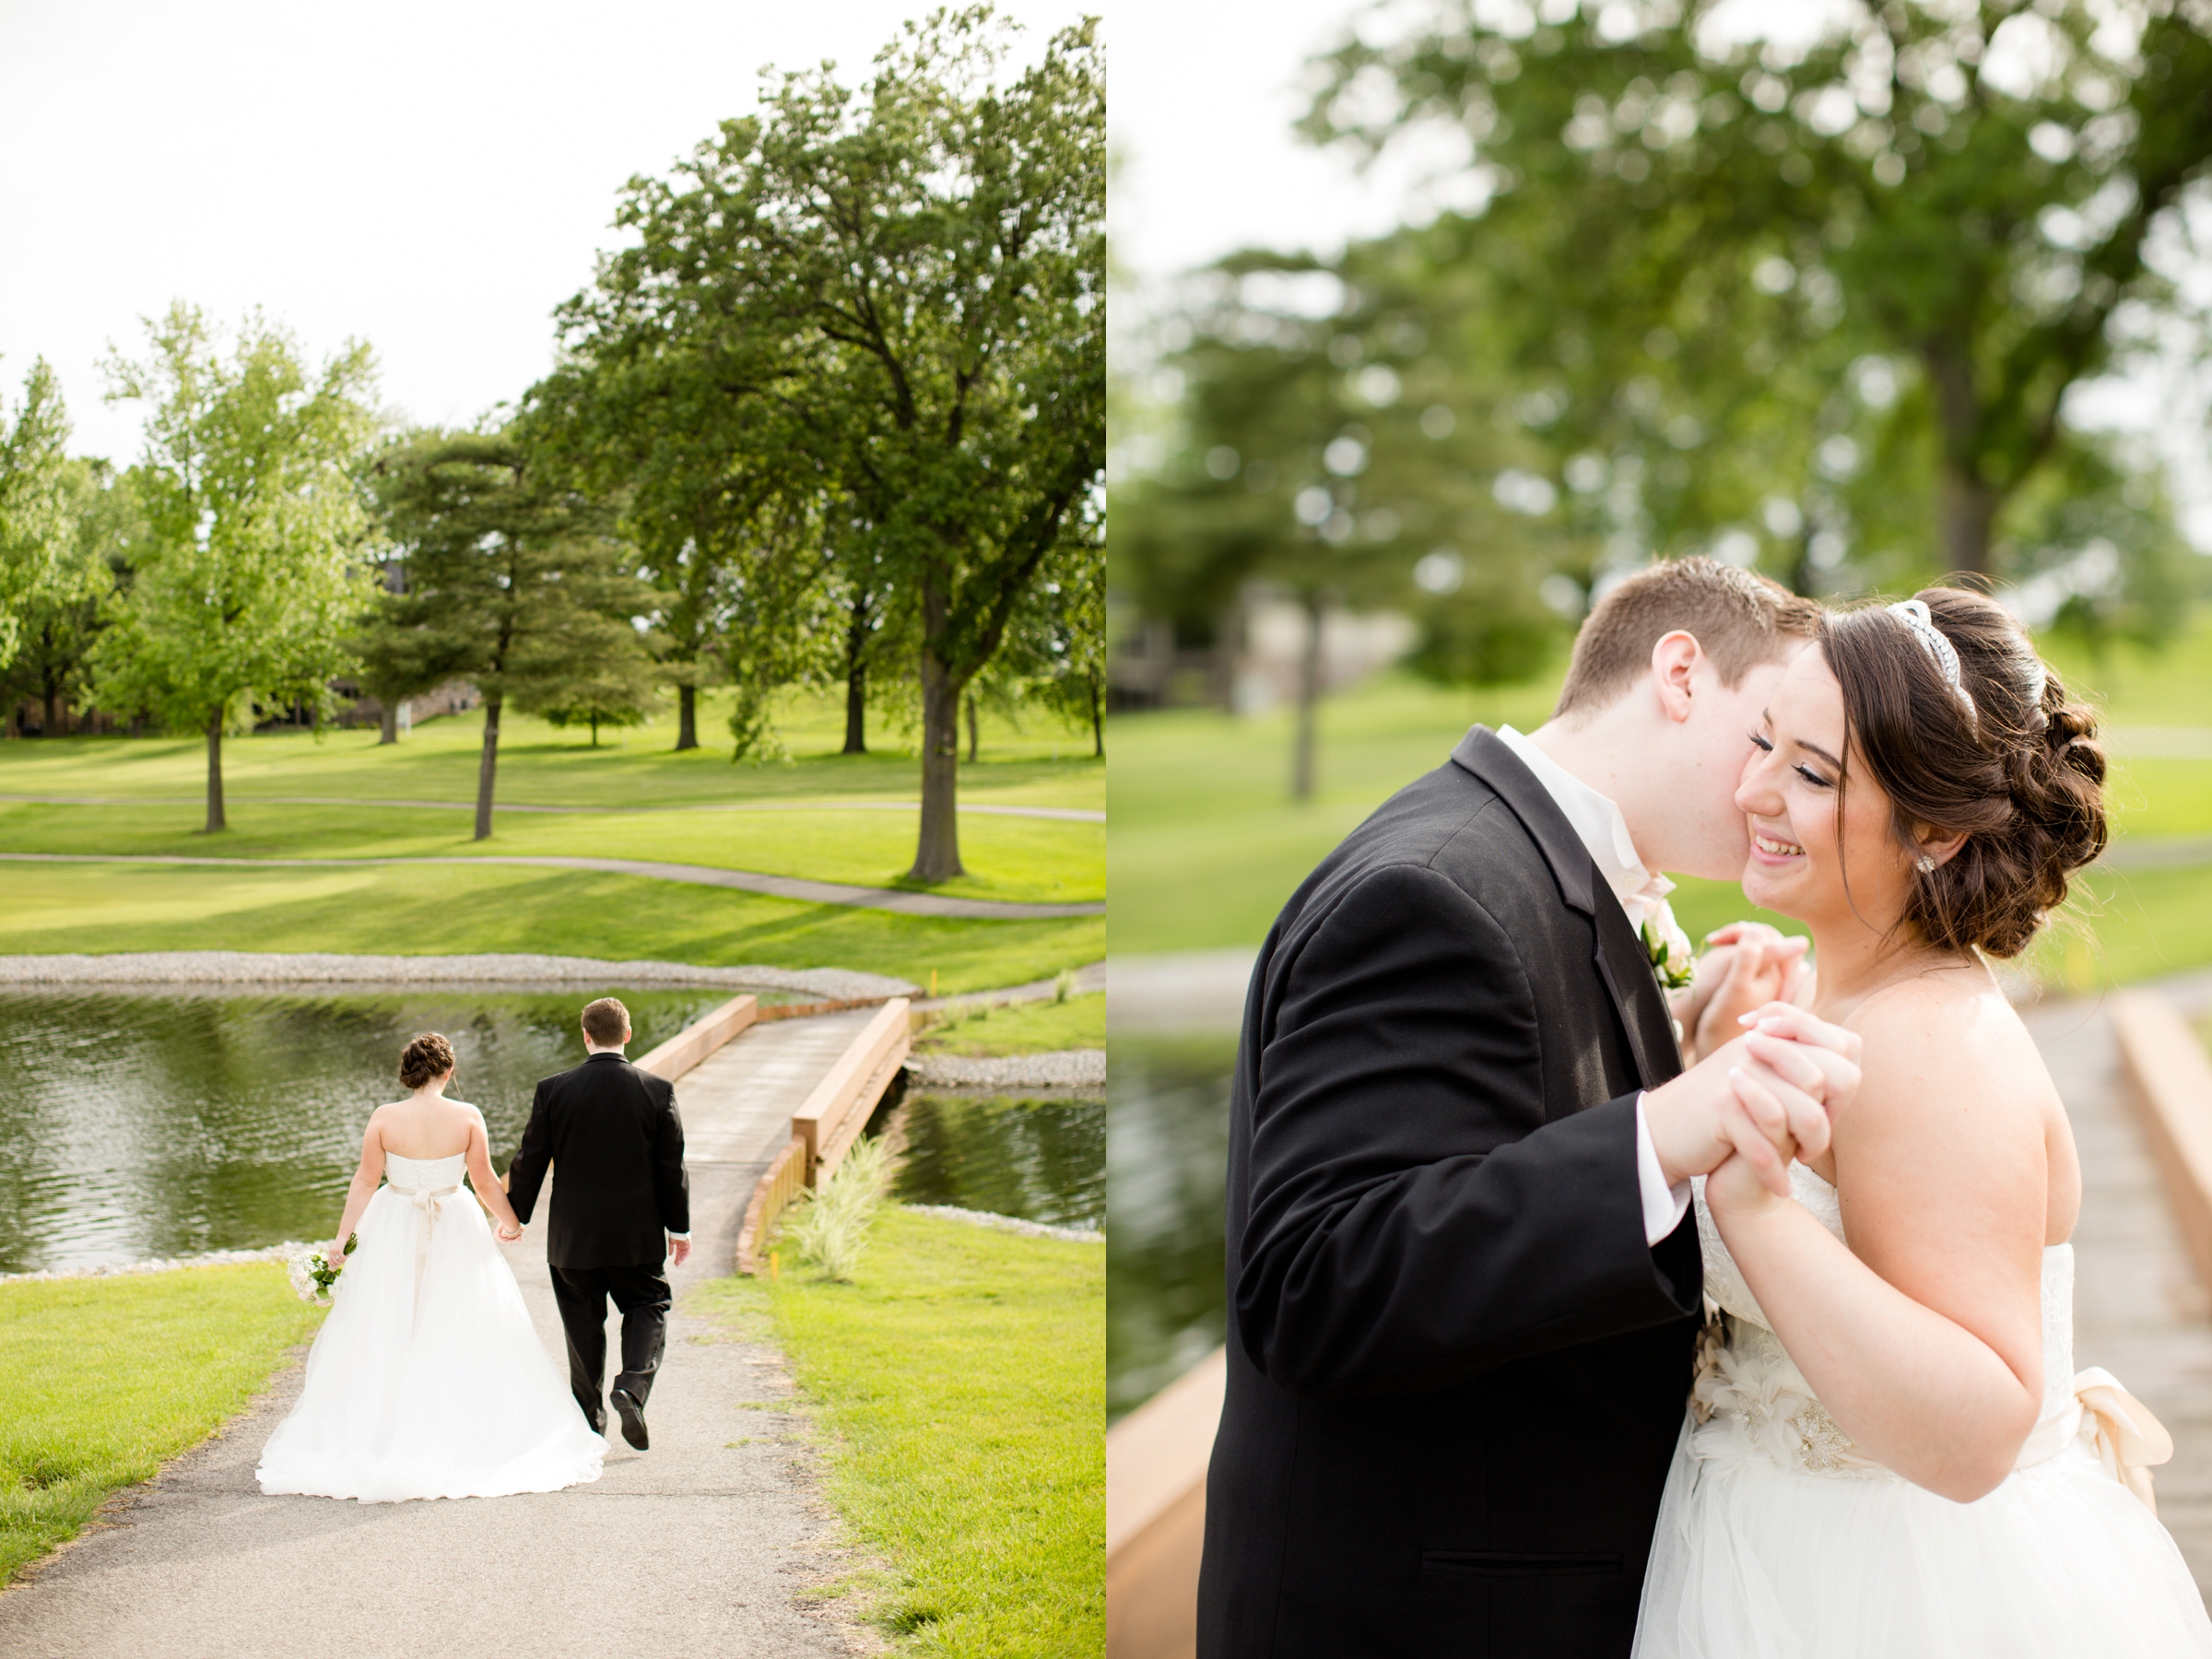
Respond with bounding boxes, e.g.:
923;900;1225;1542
399;1032;456;1088
1819;586;2105;959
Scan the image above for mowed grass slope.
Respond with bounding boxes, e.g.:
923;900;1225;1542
0;687;1104;991
1110;611;2212;988
0;1264;323;1587
698;1209;1103;1656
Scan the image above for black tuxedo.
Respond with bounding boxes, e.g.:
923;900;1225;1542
1196;726;1703;1659
508;1052;690;1427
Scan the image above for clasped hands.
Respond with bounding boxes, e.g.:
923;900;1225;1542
1645;924;1861;1210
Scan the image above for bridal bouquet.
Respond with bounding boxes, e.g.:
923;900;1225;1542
287;1234;358;1307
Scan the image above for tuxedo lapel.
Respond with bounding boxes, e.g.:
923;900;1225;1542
1450;725;1684;1090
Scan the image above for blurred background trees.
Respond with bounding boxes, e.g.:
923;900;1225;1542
1111;0;2212;795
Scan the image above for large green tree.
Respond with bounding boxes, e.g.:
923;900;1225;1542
556;7;1103;879
3;458;132;735
91;306;380;830
360;429;653;837
0;359;80;680
1302;0;2212;585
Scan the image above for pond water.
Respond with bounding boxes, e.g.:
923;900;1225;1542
887;1091;1104;1232
1108;1034;1235;1422
0;987;751;1274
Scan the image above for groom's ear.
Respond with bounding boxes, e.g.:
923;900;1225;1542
1650;629;1705;724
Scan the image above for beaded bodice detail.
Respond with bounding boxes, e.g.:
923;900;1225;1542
384;1151;466;1194
1689;1162;2076;1478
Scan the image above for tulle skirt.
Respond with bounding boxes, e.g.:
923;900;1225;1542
257;1181;605;1503
1635;1416;2212;1657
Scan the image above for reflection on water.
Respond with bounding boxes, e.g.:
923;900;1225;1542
1109;1034;1235;1422
0;988;740;1274
889;1092;1104;1231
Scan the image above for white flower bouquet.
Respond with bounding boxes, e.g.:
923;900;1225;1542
287;1233;357;1306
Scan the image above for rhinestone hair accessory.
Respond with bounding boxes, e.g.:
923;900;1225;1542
1888;599;1977;722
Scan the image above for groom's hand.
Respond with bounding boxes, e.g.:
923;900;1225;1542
669;1238;691;1267
1644;1003;1861;1194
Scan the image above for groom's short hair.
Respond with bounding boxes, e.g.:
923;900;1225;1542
582;997;630;1046
1553;556;1820;719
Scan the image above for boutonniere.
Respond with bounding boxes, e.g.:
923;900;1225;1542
1641;907;1695;991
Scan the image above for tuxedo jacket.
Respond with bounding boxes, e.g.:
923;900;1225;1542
1195;726;1703;1659
506;1053;689;1269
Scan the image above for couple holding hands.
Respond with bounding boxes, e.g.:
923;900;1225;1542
1199;559;2212;1656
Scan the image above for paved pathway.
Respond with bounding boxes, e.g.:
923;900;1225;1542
0;851;1104;921
0;792;1103;823
0;1010;877;1659
2027;993;2212;1597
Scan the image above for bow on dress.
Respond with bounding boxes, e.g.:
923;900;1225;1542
2016;1366;2176;1514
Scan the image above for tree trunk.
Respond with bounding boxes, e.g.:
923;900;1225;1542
379;701;398;745
474;695;502;841
42;685;59;738
205;707;227;833
1291;594;1324;803
1088;674;1103;759
909;651;965;881
676;683;699;752
841;593;869;755
1938;465;1999;577
966;693;980;764
590;713;601;747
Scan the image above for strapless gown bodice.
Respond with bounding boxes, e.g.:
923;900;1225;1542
1688;1162;2077;1476
382;1150;467;1193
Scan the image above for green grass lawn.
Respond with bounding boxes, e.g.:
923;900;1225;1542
0;686;1103;989
695;1209;1102;1655
0;862;1102;995
1110;611;2212;989
0;1264;322;1587
6;685;1102;812
917;992;1105;1055
0;800;1102;906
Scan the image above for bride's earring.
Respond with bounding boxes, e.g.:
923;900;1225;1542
1914;853;1936;874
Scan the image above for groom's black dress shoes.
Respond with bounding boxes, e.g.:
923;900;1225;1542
611;1386;649;1451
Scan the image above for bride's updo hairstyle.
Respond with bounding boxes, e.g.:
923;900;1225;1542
1819;586;2105;959
399;1032;456;1088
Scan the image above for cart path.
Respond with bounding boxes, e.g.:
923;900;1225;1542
0;1008;877;1659
0;850;1104;920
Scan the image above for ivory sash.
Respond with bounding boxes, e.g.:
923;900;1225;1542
2013;1366;2174;1515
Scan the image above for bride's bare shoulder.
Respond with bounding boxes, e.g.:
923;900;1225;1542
1838;969;2053;1149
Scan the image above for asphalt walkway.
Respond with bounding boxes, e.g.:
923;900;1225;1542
0;851;1103;920
0;1009;877;1659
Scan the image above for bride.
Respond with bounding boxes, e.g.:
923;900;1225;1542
257;1032;606;1502
1635;587;2212;1654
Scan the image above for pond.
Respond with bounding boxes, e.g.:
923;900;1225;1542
886;1090;1104;1232
1108;1034;1235;1422
0;986;757;1274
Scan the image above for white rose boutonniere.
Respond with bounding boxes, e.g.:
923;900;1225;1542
1641;904;1696;991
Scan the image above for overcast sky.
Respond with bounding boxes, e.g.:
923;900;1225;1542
0;0;1086;465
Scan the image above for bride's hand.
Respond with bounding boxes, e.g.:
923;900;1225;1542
496;1221;523;1242
1692;925;1810;1061
1702;1144;1792;1224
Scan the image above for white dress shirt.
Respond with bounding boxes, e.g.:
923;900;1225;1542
1493;726;1691;1247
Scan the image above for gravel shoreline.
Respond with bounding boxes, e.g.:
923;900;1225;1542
0;1243;300;1287
901;1204;1102;1244
903;1048;1106;1089
0;951;917;1003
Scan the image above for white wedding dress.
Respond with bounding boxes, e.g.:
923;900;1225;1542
1635;1163;2212;1656
257;1150;606;1503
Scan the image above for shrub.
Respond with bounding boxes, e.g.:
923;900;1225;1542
783;1135;897;1281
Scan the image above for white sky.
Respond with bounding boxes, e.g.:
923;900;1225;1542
0;0;1088;466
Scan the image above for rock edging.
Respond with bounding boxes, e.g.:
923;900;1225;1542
901;1204;1102;1244
903;1048;1105;1089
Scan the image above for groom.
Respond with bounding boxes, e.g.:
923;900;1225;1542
1197;559;1863;1657
507;995;690;1451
